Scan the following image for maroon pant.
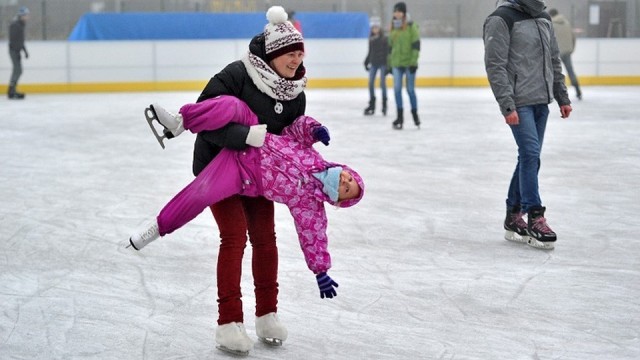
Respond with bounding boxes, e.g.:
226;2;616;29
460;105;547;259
210;195;279;325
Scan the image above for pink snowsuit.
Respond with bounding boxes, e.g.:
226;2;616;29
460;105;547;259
156;96;365;274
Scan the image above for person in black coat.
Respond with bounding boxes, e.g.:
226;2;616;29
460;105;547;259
192;5;306;355
363;16;389;115
7;6;29;99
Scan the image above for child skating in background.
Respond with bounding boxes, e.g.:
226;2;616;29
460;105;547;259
128;95;365;301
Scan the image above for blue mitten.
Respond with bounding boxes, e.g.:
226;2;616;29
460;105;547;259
312;126;330;146
315;272;339;299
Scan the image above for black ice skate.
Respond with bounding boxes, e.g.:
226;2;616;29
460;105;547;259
364;97;376;116
504;206;528;244
525;206;556;250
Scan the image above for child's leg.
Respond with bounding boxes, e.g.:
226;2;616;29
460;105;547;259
179;96;259;133
156;152;242;236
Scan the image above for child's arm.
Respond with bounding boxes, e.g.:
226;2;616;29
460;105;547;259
287;199;331;274
280;115;330;147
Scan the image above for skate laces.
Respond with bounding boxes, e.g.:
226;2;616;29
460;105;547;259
507;213;527;230
532;216;553;233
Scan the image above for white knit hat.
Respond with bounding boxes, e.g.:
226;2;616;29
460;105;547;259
264;6;304;61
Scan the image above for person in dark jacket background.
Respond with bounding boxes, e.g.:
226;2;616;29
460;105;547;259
8;6;29;99
363;16;389;116
549;8;582;100
190;5;306;356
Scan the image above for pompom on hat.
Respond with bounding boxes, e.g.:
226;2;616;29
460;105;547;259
264;6;304;62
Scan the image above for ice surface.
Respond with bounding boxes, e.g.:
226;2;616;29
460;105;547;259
1;87;639;359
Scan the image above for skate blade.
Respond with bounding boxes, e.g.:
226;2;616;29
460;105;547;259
504;230;527;244
216;344;250;356
259;337;283;346
526;236;555;250
144;105;169;149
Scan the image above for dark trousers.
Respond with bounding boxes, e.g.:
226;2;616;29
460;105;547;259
9;49;22;87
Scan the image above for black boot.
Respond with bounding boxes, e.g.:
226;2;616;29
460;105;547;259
411;109;420;128
392;109;403;130
527;206;557;246
382;97;388;116
364;97;376;116
7;85;24;100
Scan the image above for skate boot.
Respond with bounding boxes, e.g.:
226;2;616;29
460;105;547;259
215;322;254;356
364;97;376;116
504;205;528;243
144;104;184;149
525;206;556;250
7;85;25;100
411;109;421;129
382;97;388;116
127;221;160;251
256;312;288;346
392;109;404;130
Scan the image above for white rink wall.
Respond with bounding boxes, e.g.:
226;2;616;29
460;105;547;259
1;38;639;91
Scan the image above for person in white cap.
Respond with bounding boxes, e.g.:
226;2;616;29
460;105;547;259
130;6;306;356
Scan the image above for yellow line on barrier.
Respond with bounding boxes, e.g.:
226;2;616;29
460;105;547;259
4;76;640;93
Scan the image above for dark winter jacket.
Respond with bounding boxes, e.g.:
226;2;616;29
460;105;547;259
364;33;389;68
483;0;570;115
8;18;26;53
192;34;306;176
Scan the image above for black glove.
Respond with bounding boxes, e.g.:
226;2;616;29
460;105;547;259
316;272;339;299
364;62;370;71
23;49;29;59
312;126;330;146
409;65;418;74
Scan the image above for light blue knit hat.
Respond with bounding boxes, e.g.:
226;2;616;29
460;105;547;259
312;166;342;202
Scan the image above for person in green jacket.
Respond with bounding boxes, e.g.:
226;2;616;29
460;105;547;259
388;2;421;130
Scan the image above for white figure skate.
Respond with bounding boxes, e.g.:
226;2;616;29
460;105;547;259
144;104;184;149
255;312;288;346
215;322;254;356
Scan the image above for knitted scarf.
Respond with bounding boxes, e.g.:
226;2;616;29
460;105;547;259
242;52;307;101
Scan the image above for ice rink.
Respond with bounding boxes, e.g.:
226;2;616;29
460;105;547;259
1;86;639;359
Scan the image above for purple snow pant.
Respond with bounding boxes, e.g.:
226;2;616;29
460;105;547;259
155;99;260;236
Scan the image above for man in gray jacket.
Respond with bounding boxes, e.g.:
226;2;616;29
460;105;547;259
483;0;572;250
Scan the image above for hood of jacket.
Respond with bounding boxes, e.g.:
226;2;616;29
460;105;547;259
500;0;546;17
330;164;365;208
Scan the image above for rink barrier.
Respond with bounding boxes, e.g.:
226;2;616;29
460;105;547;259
1;38;639;93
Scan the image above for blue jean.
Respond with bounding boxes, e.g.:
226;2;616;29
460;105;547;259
368;65;387;100
506;104;549;213
392;67;417;111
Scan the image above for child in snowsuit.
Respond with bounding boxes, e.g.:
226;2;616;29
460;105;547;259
129;95;365;300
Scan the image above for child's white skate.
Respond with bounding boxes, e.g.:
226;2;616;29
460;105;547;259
255;312;288;346
144;104;184;149
215;322;254;356
127;221;160;251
